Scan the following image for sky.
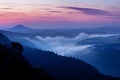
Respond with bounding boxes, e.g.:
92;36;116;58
0;0;120;28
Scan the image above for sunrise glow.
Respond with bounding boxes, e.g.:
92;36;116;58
0;0;120;28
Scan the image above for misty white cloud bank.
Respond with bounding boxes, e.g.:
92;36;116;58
23;33;119;56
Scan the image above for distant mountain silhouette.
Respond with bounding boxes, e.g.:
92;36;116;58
6;25;120;34
7;25;33;32
4;25;120;37
14;25;30;29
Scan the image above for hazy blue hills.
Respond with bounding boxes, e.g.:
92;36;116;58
91;43;120;77
23;46;103;80
1;25;120;79
1;26;120;77
75;42;120;77
74;34;120;77
0;33;119;80
4;25;120;37
77;35;120;45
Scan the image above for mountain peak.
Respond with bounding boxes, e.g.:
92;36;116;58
7;25;32;32
13;25;30;29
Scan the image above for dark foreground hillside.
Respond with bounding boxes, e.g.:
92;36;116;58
0;43;54;80
0;33;120;80
23;46;120;80
0;33;53;80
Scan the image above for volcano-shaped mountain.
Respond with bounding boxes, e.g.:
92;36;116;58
7;25;33;32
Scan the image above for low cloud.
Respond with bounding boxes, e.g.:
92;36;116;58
48;10;62;13
23;33;119;56
0;8;12;10
0;12;26;18
59;6;113;16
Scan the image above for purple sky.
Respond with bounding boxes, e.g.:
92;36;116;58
0;0;120;28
